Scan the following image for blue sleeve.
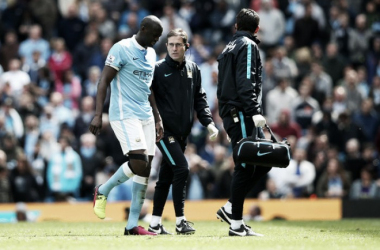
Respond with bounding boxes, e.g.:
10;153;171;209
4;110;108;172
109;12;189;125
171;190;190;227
105;43;126;71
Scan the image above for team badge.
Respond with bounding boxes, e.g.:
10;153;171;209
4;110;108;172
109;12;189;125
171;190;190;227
168;136;175;143
106;55;115;64
187;70;192;78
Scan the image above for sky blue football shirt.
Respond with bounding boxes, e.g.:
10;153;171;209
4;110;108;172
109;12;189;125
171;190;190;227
105;35;156;121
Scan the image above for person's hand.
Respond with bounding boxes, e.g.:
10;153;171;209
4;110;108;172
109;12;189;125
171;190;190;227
207;123;219;141
155;121;164;142
89;115;102;135
252;115;266;128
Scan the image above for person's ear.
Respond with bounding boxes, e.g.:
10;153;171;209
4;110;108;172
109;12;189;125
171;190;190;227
254;26;260;34
234;23;237;30
185;43;190;50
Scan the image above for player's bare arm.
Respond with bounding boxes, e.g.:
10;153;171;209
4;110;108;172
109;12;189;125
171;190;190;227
89;66;117;135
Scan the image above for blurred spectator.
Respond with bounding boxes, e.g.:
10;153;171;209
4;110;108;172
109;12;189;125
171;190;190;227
209;0;235;45
49;92;75;128
18;91;42;122
15;6;40;42
294;48;313;87
266;78;298;125
118;12;140;39
102;0;126;23
322;43;346;85
187;33;211;65
257;0;286;52
269;148;316;198
243;204;263;221
92;6;116;40
58;4;87;52
292;81;320;133
0;30;19;71
349;14;373;66
366;36;380;84
39;105;60;140
39;130;59;162
46;136;82;201
0;151;13;202
18;25;50;66
271;109;302;139
262;61;277;107
72;31;100;81
9;155;40;202
330;12;352;60
156;4;192;54
369;76;380;113
79;133;104;200
309;61;333;100
0;97;24;139
213;155;233;198
73;96;95;139
258;178;284;199
90;37;113;70
23;50;46;83
33;66;54;107
350;168;379;199
314;103;340;147
57;70;82;110
82;66;100;98
48;38;73;84
340;69;363;114
292;3;320;48
20;115;40;161
344;138;366;181
356;66;370;99
352;98;379;142
316;158;350;198
0;58;31;98
292;0;326;30
271;47;298;82
187;155;215;200
29;0;58;39
118;1;149;32
199;54;217;111
29;140;47;199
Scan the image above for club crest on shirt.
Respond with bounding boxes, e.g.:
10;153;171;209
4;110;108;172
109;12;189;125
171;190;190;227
168;136;175;143
106;55;115;64
187;70;192;78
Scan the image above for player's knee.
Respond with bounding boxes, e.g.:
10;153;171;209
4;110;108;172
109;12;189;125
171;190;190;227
129;154;149;176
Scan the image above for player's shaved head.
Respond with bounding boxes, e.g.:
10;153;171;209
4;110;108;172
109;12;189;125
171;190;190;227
140;15;163;31
136;15;163;48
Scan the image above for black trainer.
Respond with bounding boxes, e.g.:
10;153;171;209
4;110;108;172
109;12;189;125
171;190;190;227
229;225;247;237
175;220;195;235
244;224;264;237
148;224;172;235
216;207;231;225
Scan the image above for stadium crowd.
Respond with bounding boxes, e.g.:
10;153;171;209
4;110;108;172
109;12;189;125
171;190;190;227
1;0;380;204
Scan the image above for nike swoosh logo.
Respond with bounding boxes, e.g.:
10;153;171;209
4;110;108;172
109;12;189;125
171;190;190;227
149;227;161;234
230;229;246;236
257;151;271;156
133;57;139;60
164;73;172;77
176;226;182;231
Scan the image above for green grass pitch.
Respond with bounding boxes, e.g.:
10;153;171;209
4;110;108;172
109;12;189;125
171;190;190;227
1;220;379;250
